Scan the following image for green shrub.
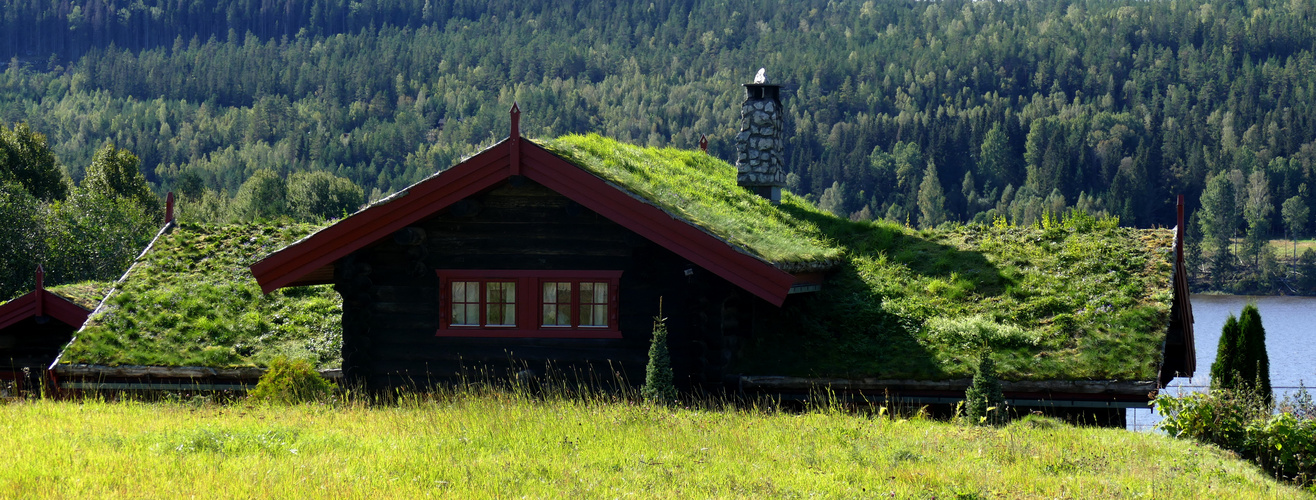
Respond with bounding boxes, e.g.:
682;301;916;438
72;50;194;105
1156;389;1314;487
248;357;335;405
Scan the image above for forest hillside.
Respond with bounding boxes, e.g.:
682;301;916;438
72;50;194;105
3;0;1316;294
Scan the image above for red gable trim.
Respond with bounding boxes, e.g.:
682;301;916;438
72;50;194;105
0;291;92;332
252;136;797;305
250;145;512;293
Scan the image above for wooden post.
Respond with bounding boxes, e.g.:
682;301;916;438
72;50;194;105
34;265;44;317
509;103;521;176
165;192;175;223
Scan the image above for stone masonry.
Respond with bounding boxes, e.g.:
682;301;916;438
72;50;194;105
734;84;787;190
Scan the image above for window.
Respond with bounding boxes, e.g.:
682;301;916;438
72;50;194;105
541;280;609;328
436;270;621;338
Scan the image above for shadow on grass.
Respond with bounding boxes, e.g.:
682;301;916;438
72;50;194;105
735;204;1014;380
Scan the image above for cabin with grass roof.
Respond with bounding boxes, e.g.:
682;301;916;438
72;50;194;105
50;213;344;392
248;83;1194;426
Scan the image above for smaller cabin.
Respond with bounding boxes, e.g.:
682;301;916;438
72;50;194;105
0;267;101;393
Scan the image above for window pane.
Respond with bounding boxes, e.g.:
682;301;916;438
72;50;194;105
542;304;557;326
592;282;608;303
541;282;571;326
452;303;467;325
580;304;609;327
486;282;515;326
450;281;480;326
489;303;515;326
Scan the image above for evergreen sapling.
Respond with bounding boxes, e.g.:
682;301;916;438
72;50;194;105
641;306;677;404
964;354;1006;425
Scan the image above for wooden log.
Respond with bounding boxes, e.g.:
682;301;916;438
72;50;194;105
737;375;1157;395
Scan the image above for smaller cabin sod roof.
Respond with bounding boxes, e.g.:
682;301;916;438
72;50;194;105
0;280;109;332
55;222;342;371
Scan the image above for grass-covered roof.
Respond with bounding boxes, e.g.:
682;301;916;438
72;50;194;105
58;222;342;369
55;136;1175;382
541;135;842;271
2;281;111;312
736;211;1174;381
46;281;113;311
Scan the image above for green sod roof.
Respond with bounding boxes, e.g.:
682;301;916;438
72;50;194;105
46;281;113;311
541;134;842;271
57;222;342;369
736;214;1175;381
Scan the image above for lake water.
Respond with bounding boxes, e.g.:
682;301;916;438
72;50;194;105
1126;294;1316;431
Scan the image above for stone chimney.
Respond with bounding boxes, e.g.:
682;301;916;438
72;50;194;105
734;73;786;204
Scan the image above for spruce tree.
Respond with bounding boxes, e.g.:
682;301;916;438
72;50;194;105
641;310;677;404
1210;313;1242;390
1236;303;1272;404
964;354;1006;425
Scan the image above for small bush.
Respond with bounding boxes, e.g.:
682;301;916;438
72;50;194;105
248;358;335;404
1156;389;1315;487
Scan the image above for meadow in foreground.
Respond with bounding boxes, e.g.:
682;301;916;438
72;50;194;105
0;391;1307;498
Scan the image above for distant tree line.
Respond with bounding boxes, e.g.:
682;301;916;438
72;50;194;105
1;121;361;298
3;0;1316;292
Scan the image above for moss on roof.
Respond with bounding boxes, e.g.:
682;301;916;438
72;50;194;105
47;281;113;311
58;222;342;369
735;210;1175;381
541;134;842;270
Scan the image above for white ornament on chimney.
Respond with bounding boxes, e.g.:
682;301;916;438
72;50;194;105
754;68;766;84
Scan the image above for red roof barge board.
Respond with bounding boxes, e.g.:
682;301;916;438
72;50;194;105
252;127;801;306
0;268;92;331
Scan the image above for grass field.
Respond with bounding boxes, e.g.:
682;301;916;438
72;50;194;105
0;393;1307;498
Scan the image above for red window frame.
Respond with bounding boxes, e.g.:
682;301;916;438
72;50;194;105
436;270;622;338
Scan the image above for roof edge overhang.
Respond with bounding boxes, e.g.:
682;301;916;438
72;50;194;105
251;133;797;305
0;291;92;331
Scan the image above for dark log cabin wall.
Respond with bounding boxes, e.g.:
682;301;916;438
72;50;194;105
0;317;76;390
335;179;762;391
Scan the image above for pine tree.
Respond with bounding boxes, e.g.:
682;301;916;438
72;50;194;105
964;354;1006;426
641;307;677;404
1210;313;1242;390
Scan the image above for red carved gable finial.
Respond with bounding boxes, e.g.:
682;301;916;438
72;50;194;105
509;103;522;176
699;134;708;153
165;192;175;223
35;264;44;317
510;102;521;142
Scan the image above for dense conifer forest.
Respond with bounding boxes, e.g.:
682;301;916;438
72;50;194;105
4;0;1316;296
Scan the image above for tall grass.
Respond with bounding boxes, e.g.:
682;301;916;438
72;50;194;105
0;389;1304;498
